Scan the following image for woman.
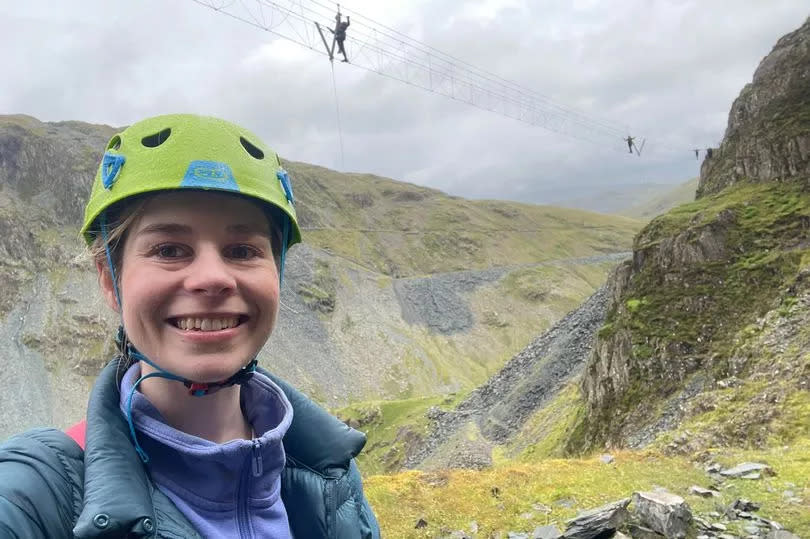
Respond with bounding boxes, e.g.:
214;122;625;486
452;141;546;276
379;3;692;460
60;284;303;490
0;114;380;538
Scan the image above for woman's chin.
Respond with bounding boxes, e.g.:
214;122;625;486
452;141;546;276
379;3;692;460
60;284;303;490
168;356;254;384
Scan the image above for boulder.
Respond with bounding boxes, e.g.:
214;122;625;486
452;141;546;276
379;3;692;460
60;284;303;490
562;499;630;539
720;462;774;478
633;491;693;539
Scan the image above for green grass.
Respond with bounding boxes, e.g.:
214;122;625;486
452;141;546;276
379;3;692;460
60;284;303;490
336;394;464;475
496;383;585;462
365;439;810;538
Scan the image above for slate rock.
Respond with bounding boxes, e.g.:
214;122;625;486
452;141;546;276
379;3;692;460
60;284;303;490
562;499;630;539
731;498;759;511
689;486;719;498
720;463;774;478
633;491;692;539
626;523;665;539
508;533;529;539
768;531;800;539
533;503;552;514
705;463;722;473
533;525;562;539
694;516;711;530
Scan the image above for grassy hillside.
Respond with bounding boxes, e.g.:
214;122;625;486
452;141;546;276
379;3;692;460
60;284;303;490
577;179;810;449
619;178;699;220
365;439;810;538
288;161;640;277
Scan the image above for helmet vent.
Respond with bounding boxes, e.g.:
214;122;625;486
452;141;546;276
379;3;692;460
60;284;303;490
107;135;122;151
240;137;264;160
141;128;171;148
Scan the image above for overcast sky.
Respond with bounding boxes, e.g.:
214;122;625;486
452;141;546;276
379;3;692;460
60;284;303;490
2;1;807;209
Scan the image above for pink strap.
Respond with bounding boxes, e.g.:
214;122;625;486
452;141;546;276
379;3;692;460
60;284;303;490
65;420;87;450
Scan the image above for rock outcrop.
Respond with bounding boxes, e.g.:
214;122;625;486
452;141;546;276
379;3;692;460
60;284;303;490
698;17;810;196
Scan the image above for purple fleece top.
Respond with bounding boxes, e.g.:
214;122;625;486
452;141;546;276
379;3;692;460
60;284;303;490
120;364;294;538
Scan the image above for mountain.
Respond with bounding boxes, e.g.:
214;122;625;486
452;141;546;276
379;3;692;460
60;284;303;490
619;178;699;220
0;114;641;439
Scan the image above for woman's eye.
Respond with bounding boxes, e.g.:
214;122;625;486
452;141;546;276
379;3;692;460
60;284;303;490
228;245;259;260
156;245;186;258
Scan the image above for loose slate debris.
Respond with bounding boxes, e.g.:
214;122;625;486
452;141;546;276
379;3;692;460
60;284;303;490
633;491;692;539
562;498;630;539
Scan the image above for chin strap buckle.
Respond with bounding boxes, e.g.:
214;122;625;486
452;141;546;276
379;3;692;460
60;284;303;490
182;359;259;397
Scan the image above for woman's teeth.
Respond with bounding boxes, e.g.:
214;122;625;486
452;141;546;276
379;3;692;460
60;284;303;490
175;317;240;331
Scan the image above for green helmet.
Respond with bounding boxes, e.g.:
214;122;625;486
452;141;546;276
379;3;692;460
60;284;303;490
80;114;301;247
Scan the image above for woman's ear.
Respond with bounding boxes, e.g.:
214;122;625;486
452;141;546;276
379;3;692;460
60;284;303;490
96;258;120;312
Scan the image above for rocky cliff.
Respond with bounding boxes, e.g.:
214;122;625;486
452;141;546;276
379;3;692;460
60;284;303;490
698;18;810;196
578;17;810;450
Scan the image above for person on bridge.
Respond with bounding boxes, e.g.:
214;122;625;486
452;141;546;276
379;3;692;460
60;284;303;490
0;114;380;538
624;135;635;154
331;12;351;62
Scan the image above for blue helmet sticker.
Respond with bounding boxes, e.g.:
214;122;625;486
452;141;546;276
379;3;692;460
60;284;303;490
181;160;240;191
101;152;126;189
277;169;295;205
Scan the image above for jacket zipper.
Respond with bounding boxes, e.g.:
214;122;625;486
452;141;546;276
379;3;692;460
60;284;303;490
237;440;262;538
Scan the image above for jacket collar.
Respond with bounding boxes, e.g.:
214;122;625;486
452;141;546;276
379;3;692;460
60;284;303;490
74;359;367;536
262;369;367;475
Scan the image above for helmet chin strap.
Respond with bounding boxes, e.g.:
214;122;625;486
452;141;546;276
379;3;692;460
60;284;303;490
101;213;264;463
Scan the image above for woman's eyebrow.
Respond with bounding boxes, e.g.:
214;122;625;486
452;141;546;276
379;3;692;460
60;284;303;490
135;223;192;236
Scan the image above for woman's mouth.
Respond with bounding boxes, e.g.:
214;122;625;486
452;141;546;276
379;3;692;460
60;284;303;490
170;315;247;331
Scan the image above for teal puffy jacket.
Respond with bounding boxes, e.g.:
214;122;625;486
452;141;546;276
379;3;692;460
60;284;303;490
0;359;381;538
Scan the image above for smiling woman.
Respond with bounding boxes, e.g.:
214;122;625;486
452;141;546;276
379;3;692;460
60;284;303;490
0;114;380;539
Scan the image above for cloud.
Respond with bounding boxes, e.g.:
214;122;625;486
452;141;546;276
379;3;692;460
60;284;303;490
1;0;807;209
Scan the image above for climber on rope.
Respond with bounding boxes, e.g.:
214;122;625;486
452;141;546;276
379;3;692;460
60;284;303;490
693;149;700;160
330;11;351;63
624;135;636;154
0;114;380;538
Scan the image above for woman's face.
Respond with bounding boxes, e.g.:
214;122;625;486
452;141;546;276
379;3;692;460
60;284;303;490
99;191;280;383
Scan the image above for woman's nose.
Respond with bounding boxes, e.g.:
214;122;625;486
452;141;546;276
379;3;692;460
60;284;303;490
184;247;237;296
